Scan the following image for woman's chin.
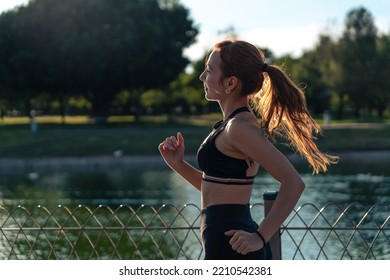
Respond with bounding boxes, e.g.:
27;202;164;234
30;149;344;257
205;92;215;101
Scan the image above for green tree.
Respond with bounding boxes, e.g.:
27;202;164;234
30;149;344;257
140;89;167;114
338;7;378;117
373;34;390;117
0;0;198;121
297;35;344;116
168;57;209;114
0;7;41;116
316;35;345;119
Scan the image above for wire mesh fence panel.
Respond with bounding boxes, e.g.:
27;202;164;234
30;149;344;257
0;204;204;260
1;202;389;260
281;203;390;260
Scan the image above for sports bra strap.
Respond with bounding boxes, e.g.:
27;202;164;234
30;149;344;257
211;106;250;137
225;107;250;121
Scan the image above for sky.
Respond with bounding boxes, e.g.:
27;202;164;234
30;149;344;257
1;0;390;61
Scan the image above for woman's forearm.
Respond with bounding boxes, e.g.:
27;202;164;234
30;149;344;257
169;160;203;191
258;178;305;242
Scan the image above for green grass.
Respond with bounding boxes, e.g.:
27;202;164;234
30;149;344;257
1;115;389;158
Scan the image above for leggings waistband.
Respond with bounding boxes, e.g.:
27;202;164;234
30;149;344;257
201;204;253;225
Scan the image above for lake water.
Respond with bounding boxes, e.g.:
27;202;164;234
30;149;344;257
0;153;389;259
1;153;389;208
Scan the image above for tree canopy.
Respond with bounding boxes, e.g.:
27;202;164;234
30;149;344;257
0;0;198;118
0;4;389;121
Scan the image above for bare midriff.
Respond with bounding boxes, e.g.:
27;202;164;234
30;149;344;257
201;181;253;209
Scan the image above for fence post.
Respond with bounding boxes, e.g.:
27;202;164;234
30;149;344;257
263;191;281;260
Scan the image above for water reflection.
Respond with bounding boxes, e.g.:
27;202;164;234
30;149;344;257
0;169;200;207
0;161;389;208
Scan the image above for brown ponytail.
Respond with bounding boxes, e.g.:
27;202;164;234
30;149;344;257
251;64;339;173
214;39;338;173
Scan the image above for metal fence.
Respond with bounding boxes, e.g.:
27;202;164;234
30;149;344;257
1;193;389;260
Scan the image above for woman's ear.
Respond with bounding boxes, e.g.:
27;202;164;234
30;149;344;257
225;76;239;92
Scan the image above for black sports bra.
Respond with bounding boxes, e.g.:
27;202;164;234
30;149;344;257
197;107;255;185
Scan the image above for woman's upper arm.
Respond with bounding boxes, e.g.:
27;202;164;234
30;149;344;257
228;121;300;183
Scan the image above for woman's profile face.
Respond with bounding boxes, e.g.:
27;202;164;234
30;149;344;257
199;51;227;101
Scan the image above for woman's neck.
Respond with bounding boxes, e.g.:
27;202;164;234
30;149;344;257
218;99;249;120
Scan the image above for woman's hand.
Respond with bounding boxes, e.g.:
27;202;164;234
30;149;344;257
158;132;202;191
225;229;264;255
158;132;185;169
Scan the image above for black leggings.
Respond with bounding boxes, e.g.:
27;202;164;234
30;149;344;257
200;204;272;260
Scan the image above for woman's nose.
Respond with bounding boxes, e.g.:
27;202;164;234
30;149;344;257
199;71;205;81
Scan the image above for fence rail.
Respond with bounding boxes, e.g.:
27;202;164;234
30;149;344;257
1;194;389;260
